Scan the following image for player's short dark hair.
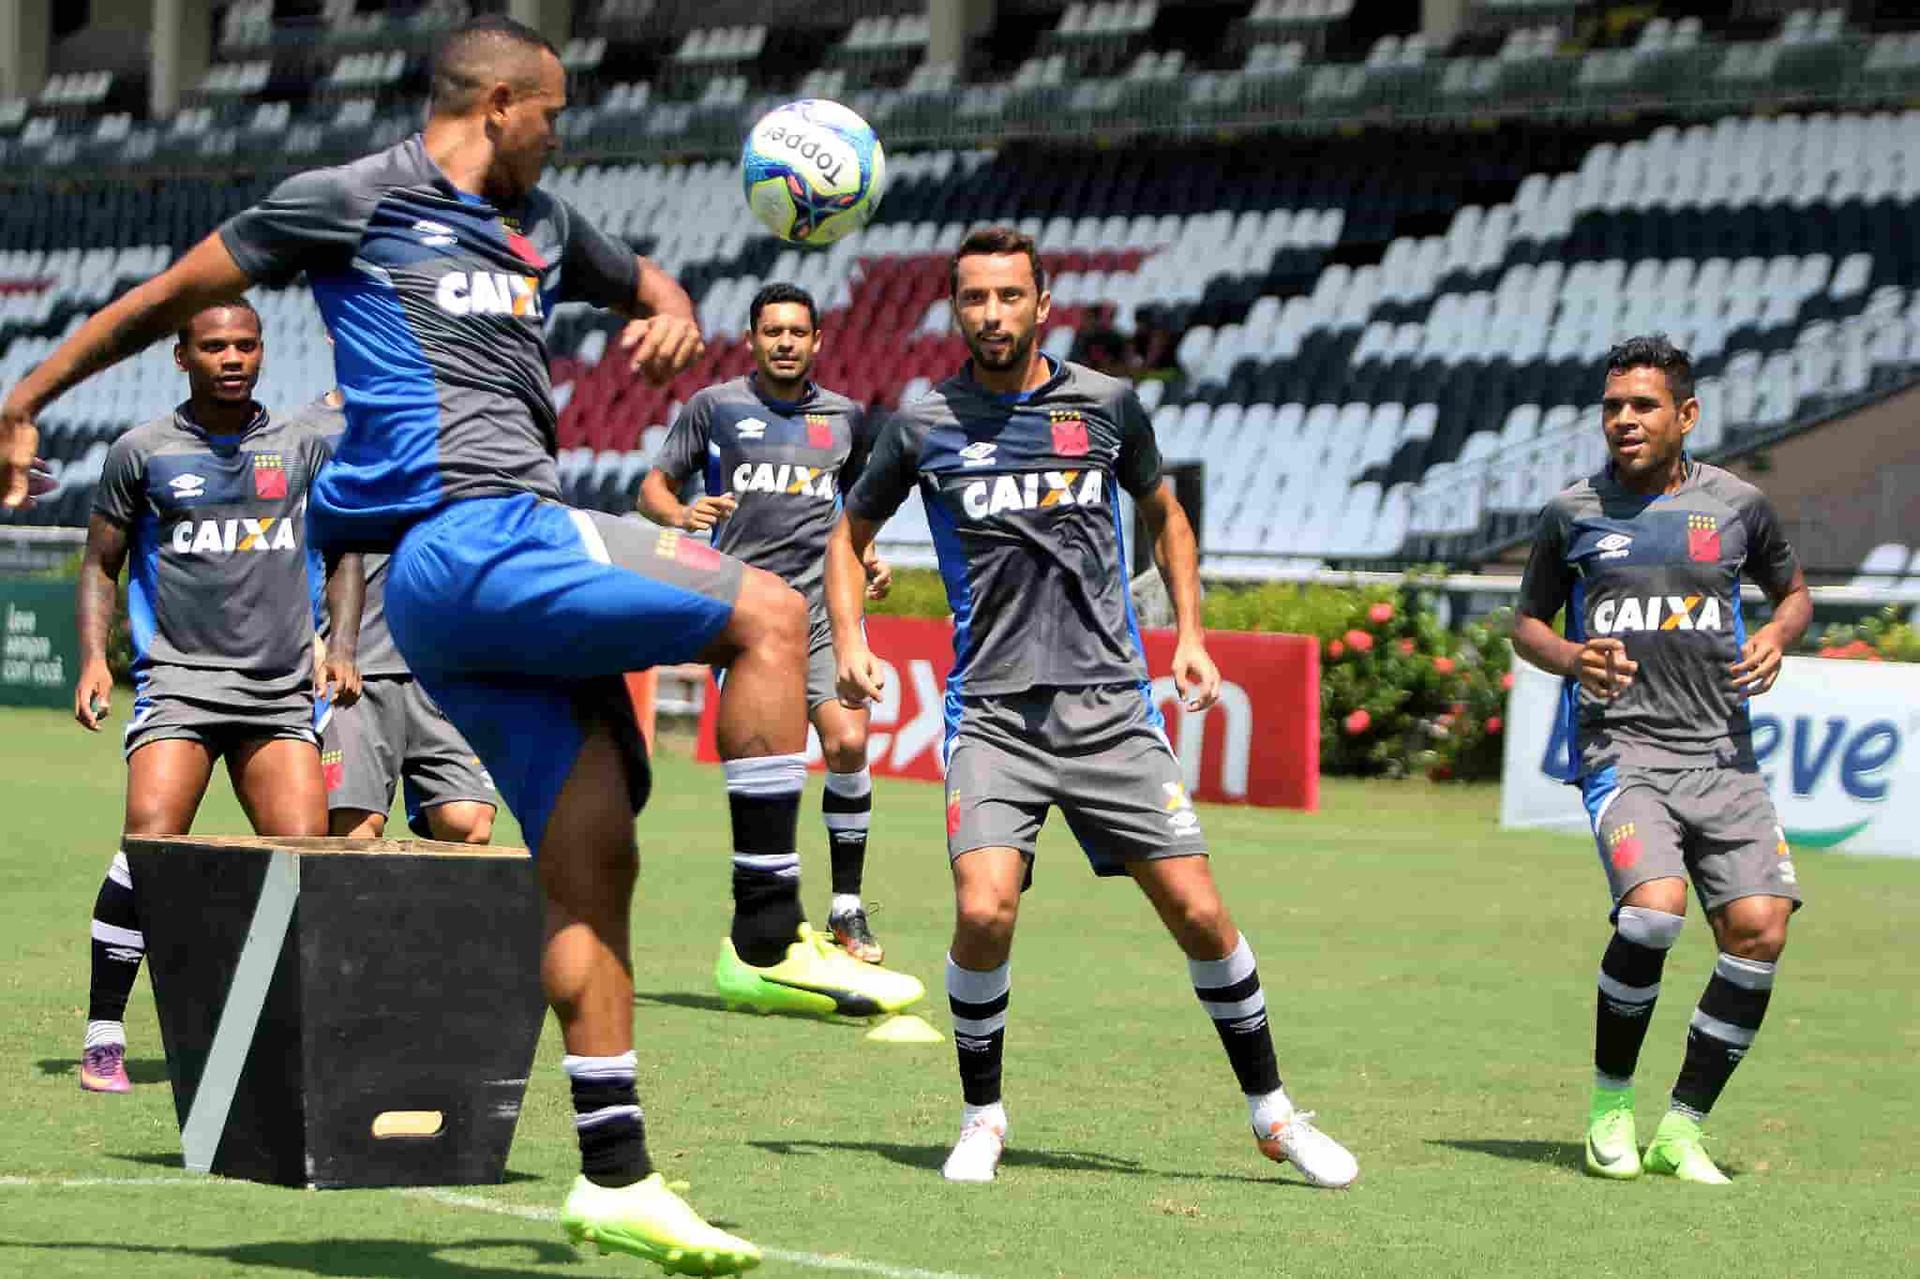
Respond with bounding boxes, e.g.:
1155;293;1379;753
1604;334;1695;405
175;297;261;345
950;225;1047;298
429;15;561;116
749;282;819;332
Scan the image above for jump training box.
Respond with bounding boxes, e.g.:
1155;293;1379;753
124;835;544;1189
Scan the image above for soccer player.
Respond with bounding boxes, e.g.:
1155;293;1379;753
0;17;857;1269
823;226;1359;1187
69;299;362;1093
1513;335;1812;1185
300;387;497;844
640;282;905;972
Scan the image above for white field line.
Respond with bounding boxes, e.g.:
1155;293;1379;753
0;1175;986;1279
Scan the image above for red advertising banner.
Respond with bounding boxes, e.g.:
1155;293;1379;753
695;615;1318;811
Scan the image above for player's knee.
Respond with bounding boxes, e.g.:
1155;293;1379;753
734;568;807;652
1166;894;1233;955
955;887;1018;946
459;808;495;845
821;731;867;773
330;810;385;839
1716;898;1789;962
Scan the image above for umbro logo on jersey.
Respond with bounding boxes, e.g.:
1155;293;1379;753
1595;532;1633;560
167;474;205;499
1592;594;1725;635
959;442;997;467
736;418;768;440
961;470;1104;518
732;461;837;500
170;517;298;554
435;270;543;318
411;220;457;247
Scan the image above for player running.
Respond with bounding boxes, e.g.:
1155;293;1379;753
3;17;830;1271
300;388;497;844
1513;335;1812;1185
640;282;907;975
824;226;1359;1188
69;299;361;1094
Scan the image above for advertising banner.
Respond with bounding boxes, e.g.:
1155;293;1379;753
1501;654;1920;857
0;579;76;710
697;615;1320;811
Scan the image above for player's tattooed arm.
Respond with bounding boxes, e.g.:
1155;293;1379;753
321;550;364;709
73;515;129;731
616;257;705;385
826;513;887;707
1136;479;1219;712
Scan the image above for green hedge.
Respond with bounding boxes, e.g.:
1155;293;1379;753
870;568;1513;781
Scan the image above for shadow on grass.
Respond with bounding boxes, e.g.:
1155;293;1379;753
1429;1138;1585;1170
37;1056;170;1085
634;990;863;1027
0;1237;576;1277
751;1138;1289;1186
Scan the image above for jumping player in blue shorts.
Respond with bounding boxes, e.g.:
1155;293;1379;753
2;16;827;1272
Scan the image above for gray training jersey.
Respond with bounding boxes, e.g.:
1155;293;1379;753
217;133;640;551
92;402;333;695
293;394;407;677
1518;460;1801;779
652;375;869;610
845;358;1163;697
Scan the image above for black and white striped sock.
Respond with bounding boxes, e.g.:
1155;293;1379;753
726;754;807;966
1594;905;1684;1088
1190;934;1283;1099
87;851;143;1046
946;955;1009;1107
1671;953;1776;1120
823;767;872;904
564;1050;652;1188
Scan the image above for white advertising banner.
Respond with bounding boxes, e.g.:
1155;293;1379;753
1500;654;1920;858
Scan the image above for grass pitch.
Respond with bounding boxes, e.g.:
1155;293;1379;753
0;705;1913;1278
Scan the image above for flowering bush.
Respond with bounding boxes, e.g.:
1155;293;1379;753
1813;608;1920;663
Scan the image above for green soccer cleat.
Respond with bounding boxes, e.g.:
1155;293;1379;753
1584;1085;1641;1180
714;924;924;1018
560;1173;761;1274
1643;1111;1731;1185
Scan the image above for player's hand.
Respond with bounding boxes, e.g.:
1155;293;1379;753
322;653;362;709
1172;639;1221;712
620;315;705;385
1729;634;1784;698
836;645;886;708
0;391;51;510
863;553;893;601
680;494;736;532
1575;638;1636;700
74;659;112;732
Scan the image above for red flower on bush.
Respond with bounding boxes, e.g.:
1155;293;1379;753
1429;763;1455;781
1486;716;1503;735
1368;602;1395;625
1327;639;1346;660
1343;709;1371;735
1500;671;1514;691
1344;629;1374;653
1397;638;1417;656
1432;655;1456;675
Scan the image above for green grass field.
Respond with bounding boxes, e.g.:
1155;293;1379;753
0;704;1913;1278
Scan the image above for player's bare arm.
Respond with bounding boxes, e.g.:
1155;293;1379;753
861;542;892;601
73;514;129;731
1512;614;1638;700
0;235;254;508
825;512;885;705
616;257;705;384
1136;478;1219;712
1730;566;1811;697
637;466;736;531
321;550;365;708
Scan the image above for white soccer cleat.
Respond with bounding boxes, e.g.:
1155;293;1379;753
1255;1110;1359;1188
941;1113;1007;1183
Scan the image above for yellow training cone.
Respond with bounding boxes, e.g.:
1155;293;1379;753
865;1013;945;1044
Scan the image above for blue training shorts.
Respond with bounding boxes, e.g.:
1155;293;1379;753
384;493;742;851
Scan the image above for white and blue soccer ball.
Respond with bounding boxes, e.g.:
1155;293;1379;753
741;99;886;246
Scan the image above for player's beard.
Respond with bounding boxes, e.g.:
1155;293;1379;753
968;326;1033;372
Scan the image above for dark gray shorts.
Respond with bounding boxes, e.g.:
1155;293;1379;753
322;675;495;832
944;683;1207;878
123;668;316;760
1587;766;1803;915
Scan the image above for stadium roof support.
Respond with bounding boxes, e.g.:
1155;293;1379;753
0;0;50;102
509;0;574;50
930;0;993;78
150;0;211;119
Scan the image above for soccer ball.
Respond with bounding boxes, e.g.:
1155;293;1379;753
741;99;886;246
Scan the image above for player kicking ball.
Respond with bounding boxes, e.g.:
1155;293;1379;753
641;283;922;1016
69;300;361;1093
301;388;498;845
3;18;810;1272
824;226;1358;1187
1514;336;1811;1185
